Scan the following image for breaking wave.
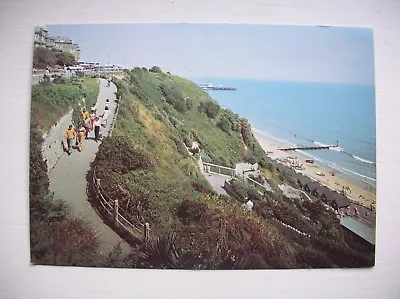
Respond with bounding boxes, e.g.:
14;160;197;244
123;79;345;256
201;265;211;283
352;155;375;165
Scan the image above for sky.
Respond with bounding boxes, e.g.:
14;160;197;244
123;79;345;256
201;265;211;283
45;24;375;84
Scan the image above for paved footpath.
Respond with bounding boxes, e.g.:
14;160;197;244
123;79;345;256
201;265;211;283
49;78;131;256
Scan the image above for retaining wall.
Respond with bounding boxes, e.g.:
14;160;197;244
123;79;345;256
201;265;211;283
41;109;73;172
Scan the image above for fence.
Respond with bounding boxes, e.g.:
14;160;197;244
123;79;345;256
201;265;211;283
202;161;236;177
92;166;150;243
246;176;269;193
200;158;271;194
109;95;121;137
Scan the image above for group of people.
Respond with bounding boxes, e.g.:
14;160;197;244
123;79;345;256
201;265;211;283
64;98;111;155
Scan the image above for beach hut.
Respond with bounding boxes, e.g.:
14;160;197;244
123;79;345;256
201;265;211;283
329;193;351;211
275;164;288;174
313;185;331;200
320;189;337;204
304;181;321;194
295;174;312;189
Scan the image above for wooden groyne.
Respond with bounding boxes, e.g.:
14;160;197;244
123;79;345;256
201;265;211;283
279;145;333;151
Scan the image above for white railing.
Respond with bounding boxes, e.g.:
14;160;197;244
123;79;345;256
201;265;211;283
202;161;236;177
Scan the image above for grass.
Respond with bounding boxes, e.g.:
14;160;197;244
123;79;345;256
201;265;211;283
29;77;126;267
31;77;99;132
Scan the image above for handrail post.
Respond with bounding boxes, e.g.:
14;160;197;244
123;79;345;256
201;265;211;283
113;200;119;226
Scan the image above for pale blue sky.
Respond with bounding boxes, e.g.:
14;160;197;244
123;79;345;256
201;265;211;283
45;24;374;84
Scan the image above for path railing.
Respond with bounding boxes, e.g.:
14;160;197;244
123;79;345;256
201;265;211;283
246;176;269;193
109;95;121;137
92;166;150;243
202;161;236;177
201;158;271;194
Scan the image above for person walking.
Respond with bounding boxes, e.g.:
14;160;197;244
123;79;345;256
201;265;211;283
80;107;89;121
91;104;97;115
105;98;110;109
76;125;86;152
82;115;90;138
101;106;110;128
64;124;76;155
94;116;102;141
89;109;96;133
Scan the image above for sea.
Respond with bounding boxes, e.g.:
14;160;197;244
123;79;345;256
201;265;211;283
192;78;376;188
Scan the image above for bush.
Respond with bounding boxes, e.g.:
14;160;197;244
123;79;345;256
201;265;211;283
94;137;156;174
199;101;220;118
240;119;254;147
191;179;214;194
52;75;67;84
150;66;163;73
174;139;189;158
176;199;208;225
217;117;231;133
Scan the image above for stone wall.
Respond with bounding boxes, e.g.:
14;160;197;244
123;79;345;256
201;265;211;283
41;109;73;172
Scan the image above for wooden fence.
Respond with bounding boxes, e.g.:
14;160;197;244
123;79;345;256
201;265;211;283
109;95;121;137
92;166;150;243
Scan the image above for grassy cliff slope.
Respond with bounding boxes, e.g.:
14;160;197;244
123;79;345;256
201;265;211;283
93;67;374;269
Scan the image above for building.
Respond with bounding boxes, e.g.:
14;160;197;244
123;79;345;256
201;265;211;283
34;25;49;47
34;25;80;60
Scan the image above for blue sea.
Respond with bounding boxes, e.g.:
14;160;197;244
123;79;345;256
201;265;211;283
193;78;376;187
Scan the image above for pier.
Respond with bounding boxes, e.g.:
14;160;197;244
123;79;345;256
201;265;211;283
279;145;335;151
199;83;237;90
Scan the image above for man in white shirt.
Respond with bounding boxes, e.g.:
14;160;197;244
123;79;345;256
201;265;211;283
242;197;254;211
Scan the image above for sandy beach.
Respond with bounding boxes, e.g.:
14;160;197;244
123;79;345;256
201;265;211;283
253;129;376;209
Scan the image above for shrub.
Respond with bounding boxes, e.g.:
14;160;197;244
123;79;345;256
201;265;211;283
150;66;163;73
176;199;208;225
94;137;156;174
139;231;182;269
191;179;214;194
217;117;231;133
241;119;254;148
199;101;220;118
174;139;189;158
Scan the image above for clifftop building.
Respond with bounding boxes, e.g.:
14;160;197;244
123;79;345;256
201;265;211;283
34;25;80;60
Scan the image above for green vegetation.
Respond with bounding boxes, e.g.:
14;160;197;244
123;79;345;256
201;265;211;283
30;123;99;266
33;47;76;69
31;77;99;132
92;66;374;269
29;77;117;267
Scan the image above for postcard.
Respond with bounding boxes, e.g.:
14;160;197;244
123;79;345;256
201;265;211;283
29;24;376;269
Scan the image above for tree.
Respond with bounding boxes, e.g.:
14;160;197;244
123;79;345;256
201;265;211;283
150;66;163;73
33;47;76;69
54;51;76;66
33;47;56;69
